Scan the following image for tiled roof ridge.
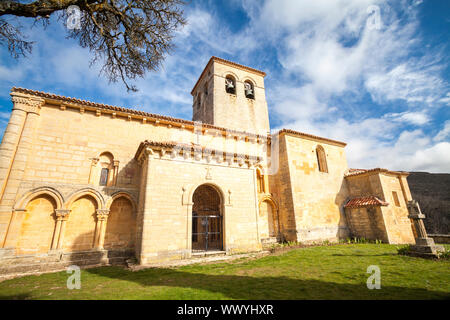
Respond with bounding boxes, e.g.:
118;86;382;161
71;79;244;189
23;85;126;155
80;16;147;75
10;87;269;139
279;128;347;147
345;168;409;177
344;196;389;208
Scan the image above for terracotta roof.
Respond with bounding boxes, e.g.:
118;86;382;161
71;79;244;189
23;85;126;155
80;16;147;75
278;129;347;147
135;140;263;162
344;196;389;209
10;87;268;139
345;168;409;177
191;56;266;95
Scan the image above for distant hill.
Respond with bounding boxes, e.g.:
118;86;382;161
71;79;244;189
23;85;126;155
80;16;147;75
407;172;450;234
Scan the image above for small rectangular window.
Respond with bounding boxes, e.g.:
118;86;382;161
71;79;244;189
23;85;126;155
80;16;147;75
99;168;109;186
392;191;400;207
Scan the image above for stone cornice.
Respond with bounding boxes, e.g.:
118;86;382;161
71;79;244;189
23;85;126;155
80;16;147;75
279;129;347;147
135;140;263;168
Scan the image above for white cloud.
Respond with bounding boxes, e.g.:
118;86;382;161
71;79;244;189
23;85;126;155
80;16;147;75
438;93;450;106
365;62;446;105
434;120;450;142
385;111;430;126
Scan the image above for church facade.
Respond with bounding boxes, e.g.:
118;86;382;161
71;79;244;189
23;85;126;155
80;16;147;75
0;57;416;276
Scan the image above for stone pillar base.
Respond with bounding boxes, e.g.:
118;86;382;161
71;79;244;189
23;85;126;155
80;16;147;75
409;243;445;258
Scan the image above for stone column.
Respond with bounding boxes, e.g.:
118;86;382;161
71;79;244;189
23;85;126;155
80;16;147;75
95;209;110;250
185;199;194;258
52;209;71;250
136;147;153;264
112;160;120;186
0;94;44;248
263;174;269;195
0;98;28;199
88;158;99;185
1;209;26;250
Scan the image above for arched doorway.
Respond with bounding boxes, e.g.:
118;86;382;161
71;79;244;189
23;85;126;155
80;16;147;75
192;184;223;252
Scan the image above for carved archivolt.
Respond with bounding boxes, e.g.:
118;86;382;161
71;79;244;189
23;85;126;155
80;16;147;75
14;186;64;210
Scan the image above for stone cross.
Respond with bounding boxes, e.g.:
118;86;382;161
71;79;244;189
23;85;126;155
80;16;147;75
407;200;444;257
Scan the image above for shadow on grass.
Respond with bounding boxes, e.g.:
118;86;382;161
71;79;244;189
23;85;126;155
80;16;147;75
64;266;450;300
331;253;398;257
0;293;32;300
0;265;448;300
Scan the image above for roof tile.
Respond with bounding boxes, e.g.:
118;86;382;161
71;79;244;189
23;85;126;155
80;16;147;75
344;196;389;209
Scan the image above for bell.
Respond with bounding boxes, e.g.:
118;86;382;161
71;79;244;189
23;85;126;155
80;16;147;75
226;80;234;89
245;88;253;96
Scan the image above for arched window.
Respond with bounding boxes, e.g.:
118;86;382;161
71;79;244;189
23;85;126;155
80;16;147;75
204;83;208;96
316;145;328;173
244;81;255;99
89;152;119;187
225;75;236;94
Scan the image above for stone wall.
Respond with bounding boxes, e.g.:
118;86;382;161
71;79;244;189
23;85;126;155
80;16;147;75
345;207;389;242
136;148;262;264
378;174;415;244
273;132;350;243
268;134;297;241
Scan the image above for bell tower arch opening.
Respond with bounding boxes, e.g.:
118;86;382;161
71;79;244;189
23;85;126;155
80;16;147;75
191;184;224;252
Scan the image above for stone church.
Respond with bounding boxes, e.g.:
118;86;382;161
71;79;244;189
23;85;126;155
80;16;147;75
0;57;416;276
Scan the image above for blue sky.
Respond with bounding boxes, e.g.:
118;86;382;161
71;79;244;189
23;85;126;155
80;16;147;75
0;0;449;172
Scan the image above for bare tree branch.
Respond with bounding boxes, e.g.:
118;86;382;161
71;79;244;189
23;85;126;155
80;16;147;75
0;0;186;91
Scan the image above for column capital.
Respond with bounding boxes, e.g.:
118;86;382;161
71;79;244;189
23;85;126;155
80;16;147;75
10;92;45;115
55;209;71;221
96;209;110;221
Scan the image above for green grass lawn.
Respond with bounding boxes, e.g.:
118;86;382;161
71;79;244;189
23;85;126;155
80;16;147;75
0;244;449;300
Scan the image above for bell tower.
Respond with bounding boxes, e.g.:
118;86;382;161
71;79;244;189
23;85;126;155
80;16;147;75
191;57;270;135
